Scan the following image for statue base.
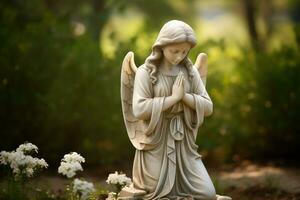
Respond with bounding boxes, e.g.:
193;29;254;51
118;184;147;200
117;185;232;200
216;195;232;200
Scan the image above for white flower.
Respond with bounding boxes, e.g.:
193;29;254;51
106;192;117;200
16;142;38;154
106;171;132;187
0;151;10;165
0;142;48;178
62;152;85;163
35;158;48;168
73;178;95;200
58;152;85;178
25;167;34;177
58;161;83;178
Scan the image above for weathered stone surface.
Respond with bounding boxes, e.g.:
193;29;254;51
120;20;231;200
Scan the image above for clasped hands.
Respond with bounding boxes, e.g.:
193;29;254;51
171;72;187;102
161;72;195;111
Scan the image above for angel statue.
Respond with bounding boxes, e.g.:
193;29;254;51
119;20;231;200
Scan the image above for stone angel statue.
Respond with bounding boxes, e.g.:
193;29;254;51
120;20;231;200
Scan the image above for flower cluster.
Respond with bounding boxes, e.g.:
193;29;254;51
58;152;85;178
1;142;135;200
73;178;95;200
0;142;48;178
106;171;132;187
16;142;38;154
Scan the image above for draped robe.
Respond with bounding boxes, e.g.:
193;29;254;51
131;64;216;200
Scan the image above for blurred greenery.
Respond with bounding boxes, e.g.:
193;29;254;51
0;0;299;168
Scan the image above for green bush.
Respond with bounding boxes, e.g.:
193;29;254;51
197;41;300;162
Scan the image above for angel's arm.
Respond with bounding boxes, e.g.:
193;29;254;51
133;67;177;121
182;93;196;109
182;67;213;116
162;96;180;111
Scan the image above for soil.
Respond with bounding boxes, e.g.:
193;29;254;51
10;161;300;200
211;161;300;200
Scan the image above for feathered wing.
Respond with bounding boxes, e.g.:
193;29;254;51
121;52;146;150
194;53;208;87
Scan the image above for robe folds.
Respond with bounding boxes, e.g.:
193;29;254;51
131;64;216;200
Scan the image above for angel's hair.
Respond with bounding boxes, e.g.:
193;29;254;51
145;20;197;84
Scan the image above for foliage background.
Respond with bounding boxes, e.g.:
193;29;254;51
0;0;300;169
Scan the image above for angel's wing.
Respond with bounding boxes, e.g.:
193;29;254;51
121;52;147;150
194;53;208;87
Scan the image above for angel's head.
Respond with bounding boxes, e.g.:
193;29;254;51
145;20;197;84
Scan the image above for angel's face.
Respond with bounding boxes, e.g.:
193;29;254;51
162;42;191;66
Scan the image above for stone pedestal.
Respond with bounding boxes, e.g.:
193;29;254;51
118;185;147;200
216;195;232;200
117;185;232;200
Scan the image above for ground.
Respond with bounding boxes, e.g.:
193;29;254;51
34;161;300;200
211;161;300;200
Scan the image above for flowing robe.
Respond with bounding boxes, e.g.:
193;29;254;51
131;64;216;200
